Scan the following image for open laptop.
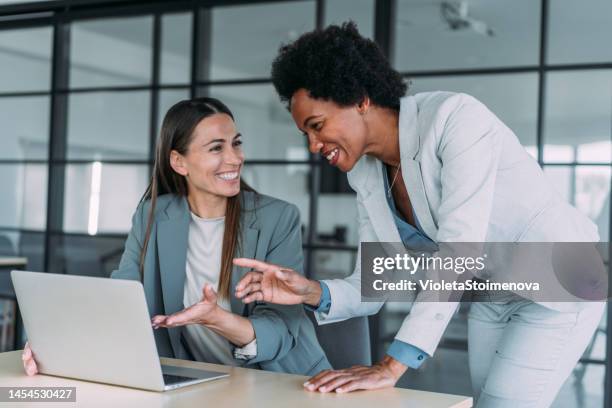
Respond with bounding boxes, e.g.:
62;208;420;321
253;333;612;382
11;270;229;391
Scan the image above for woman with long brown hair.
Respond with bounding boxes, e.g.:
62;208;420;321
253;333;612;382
22;97;330;375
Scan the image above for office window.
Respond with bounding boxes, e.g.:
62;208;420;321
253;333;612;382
0;164;47;230
547;0;612;64
324;0;375;39
544;166;610;242
393;0;540;71
543;70;612;164
48;234;126;277
62;163;149;235
207;1;315;80
317;193;358;246
0;229;45;272
309;249;357;280
160;13;192;84
0;2;608;403
0;96;50;160
240;164;310;229
206;84;309;160
408;73;539;156
70;16;153;88
0;26;52;92
66;91;151;160
157;88;190;135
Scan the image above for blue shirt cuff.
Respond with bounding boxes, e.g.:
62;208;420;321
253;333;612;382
386;340;429;369
303;281;331;313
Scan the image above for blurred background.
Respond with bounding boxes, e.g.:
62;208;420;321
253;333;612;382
0;0;609;406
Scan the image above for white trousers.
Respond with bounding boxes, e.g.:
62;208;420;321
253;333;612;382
468;299;605;408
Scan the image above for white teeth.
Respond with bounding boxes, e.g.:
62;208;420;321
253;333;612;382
326;148;339;162
217;172;238;180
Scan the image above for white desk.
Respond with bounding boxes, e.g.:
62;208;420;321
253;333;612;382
0;351;472;407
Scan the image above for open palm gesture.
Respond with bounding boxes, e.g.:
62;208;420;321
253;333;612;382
152;283;219;328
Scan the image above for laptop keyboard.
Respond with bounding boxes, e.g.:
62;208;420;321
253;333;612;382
163;373;197;385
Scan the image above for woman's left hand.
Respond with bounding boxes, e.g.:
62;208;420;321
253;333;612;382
152;283;219;328
303;356;407;393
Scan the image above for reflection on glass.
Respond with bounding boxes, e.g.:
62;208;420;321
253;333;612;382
70;16;153;87
325;0;375;39
544;166;610;241
547;0;612;64
48;234;126;277
0;164;47;230
0;96;50;160
157;88;190;135
67;91;150;160
161;13;192;84
205;85;309;160
240;164;310;229
0;230;45;271
543;70;612;164
394;0;539;71
0;27;52;92
209;1;315;80
63;164;149;234
408;74;539;155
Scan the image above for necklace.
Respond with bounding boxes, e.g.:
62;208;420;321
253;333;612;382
386;162;401;198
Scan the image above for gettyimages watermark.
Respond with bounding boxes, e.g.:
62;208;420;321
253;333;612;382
360;242;611;303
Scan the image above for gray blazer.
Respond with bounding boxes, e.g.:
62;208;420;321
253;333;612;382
111;190;331;375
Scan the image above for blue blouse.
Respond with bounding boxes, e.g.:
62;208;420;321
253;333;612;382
379;164;437;368
381;164;438;254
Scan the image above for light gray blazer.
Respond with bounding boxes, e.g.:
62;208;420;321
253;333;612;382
111;191;331;375
315;91;601;356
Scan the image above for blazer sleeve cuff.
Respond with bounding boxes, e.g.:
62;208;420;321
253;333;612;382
303;281;331;313
386;340;429;369
394;302;459;356
233;339;257;361
313;279;382;325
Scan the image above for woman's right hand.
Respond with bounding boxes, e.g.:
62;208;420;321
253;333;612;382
233;258;322;307
22;342;38;376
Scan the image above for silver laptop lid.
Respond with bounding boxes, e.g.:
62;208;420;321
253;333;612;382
11;271;166;391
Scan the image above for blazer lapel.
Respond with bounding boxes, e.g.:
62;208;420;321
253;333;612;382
157;196;190;358
401;159;438;240
349;156;402;243
230;225;259;314
364;170;402;243
399;96;438;240
229;192;261;315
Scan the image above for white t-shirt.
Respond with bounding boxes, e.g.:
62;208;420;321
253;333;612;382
182;212;255;365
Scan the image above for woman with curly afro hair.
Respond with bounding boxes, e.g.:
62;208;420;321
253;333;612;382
234;22;605;407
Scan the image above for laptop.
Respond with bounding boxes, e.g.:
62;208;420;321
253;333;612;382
11;270;229;391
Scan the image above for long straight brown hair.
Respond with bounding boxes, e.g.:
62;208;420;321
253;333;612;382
138;97;255;299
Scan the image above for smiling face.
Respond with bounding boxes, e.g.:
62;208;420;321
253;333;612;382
170;113;244;199
290;88;369;172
